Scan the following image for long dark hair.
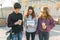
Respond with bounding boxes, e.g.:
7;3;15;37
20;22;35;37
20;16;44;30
24;6;36;18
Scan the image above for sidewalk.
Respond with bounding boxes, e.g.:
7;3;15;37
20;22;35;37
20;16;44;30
22;34;60;40
49;36;60;40
0;26;60;40
0;29;60;40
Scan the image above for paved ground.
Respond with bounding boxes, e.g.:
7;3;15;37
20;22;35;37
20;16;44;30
0;25;60;40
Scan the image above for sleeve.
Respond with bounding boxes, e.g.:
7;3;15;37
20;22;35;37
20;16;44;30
21;14;23;20
23;16;27;32
21;14;23;31
47;18;55;30
7;14;15;27
34;18;38;28
36;18;40;34
23;16;27;27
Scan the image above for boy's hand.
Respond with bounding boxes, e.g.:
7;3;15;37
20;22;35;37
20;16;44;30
14;20;22;25
14;21;19;25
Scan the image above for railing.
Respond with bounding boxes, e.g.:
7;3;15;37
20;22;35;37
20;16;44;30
0;18;7;27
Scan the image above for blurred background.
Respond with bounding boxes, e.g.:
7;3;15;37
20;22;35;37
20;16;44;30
0;0;60;26
0;0;60;40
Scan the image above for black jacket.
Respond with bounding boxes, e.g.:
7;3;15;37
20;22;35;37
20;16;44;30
7;12;23;33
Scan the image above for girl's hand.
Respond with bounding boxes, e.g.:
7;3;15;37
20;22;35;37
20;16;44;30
14;21;19;25
28;25;31;27
42;25;46;29
42;23;46;29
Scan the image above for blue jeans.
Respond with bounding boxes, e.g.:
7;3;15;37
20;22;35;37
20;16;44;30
12;32;22;40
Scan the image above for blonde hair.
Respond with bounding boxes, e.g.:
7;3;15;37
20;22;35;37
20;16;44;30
39;7;51;20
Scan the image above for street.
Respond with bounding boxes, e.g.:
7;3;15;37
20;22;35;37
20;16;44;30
0;25;60;40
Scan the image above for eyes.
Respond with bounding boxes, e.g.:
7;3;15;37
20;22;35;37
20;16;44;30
29;10;33;12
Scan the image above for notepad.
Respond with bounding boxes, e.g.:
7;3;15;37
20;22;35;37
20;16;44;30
27;21;35;26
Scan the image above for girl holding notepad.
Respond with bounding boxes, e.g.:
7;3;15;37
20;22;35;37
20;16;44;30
24;6;37;40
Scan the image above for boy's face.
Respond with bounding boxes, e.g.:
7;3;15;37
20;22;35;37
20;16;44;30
14;8;20;14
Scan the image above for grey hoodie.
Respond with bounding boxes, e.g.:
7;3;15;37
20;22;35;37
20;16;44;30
24;15;37;32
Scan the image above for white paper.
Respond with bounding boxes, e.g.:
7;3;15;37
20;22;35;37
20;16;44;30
27;21;35;26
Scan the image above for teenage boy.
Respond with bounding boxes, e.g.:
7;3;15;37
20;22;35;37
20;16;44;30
7;3;23;40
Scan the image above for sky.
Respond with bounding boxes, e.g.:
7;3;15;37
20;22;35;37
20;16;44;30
0;0;18;8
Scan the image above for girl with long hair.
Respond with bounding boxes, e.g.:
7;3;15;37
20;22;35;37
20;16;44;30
36;7;55;40
24;6;37;40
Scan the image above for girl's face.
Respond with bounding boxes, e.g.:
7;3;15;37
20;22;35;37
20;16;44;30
41;11;47;19
28;9;33;14
43;13;47;17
